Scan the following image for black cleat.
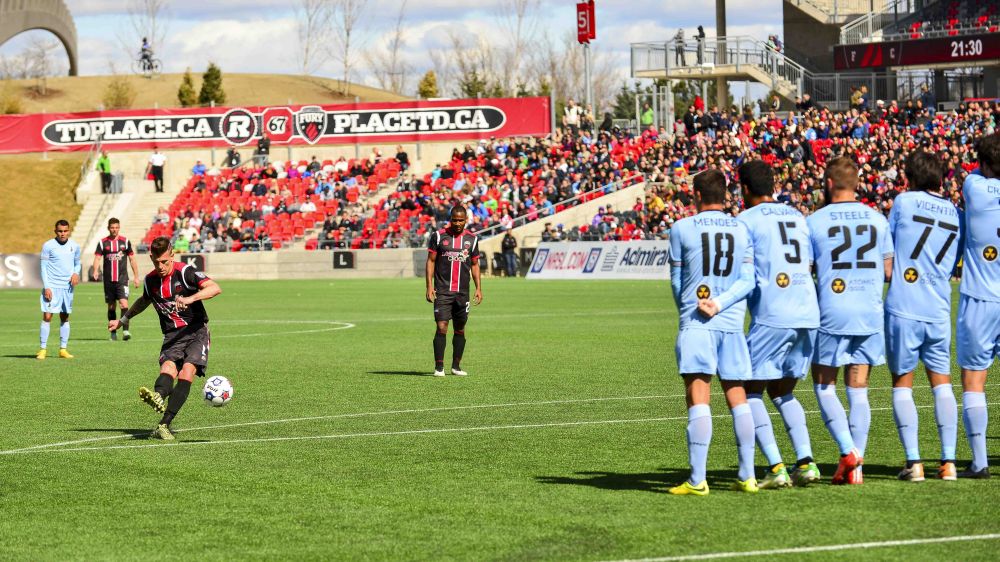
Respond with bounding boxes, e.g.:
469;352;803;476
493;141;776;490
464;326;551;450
958;465;990;479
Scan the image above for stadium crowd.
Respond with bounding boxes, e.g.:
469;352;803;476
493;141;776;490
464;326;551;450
549;98;1000;242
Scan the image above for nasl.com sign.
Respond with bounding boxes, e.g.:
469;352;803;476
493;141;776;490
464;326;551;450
527;241;670;280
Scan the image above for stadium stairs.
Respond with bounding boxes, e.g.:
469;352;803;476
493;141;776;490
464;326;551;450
631;36;807;102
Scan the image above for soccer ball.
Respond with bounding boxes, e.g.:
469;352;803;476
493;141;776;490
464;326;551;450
204;376;234;407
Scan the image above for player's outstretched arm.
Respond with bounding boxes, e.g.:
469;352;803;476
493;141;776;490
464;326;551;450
111;294;150;331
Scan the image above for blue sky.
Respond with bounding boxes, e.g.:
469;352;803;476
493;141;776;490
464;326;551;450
3;0;783;93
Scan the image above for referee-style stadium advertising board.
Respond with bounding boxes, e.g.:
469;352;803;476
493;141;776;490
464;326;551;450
0;97;552;154
526;241;671;280
0;254;43;289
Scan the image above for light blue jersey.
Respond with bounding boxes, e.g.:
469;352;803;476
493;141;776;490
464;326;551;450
959;172;1000;302
807;202;894;335
40;238;81;290
669;210;754;332
738;202;819;329
885;191;961;322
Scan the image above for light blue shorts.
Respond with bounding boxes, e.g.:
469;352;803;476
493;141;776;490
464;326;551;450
957;294;1000;371
676;328;751;381
814;331;885;368
885;313;951;375
40;287;73;314
747;324;816;380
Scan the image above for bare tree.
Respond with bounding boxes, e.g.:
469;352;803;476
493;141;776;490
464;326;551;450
25;38;64;95
528;32;620;112
330;0;369;95
494;0;540;95
295;0;334;75
365;0;409;94
117;0;171;65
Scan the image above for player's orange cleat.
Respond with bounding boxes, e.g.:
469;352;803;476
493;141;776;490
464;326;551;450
58;348;74;359
846;465;864;484
938;462;957;481
35;348;47;360
832;448;863;485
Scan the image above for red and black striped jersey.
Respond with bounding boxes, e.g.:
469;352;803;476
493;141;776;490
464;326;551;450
428;228;480;296
95;236;133;283
143;262;211;334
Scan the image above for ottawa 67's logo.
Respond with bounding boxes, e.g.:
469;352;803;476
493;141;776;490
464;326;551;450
261;107;293;143
295;106;326;144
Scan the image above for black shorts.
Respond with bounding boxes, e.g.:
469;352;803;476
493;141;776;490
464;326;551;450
434;293;469;323
103;280;129;303
159;324;210;377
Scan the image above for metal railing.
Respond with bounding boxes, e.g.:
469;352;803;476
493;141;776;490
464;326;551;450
631;36;810;98
839;0;918;44
474;175;644;241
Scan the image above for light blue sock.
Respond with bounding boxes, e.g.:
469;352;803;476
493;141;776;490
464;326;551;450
814;383;855;455
892;387;920;461
772;393;813;462
747;393;782;466
39;321;50;349
59;322;70;349
846;386;871;457
687;404;712;485
731;403;756;481
932;384;958;461
963;392;988;471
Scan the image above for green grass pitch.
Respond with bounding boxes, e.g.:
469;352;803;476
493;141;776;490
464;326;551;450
0;279;998;560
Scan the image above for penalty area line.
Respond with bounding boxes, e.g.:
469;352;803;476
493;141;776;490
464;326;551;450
5;401;999;455
605;532;1000;561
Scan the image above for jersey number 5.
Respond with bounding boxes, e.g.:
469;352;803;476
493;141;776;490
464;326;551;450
701;232;735;276
778;221;802;264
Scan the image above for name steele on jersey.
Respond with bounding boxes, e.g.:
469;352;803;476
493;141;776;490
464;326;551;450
42;105;508;146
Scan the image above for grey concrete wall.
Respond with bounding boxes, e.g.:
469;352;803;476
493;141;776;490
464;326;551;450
0;0;78;76
193;248;425;280
783;2;840;74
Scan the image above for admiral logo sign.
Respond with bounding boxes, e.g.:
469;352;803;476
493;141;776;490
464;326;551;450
36;101;519;148
527;241;671;280
295;106;326;144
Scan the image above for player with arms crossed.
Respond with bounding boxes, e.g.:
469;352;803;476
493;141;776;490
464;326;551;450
37;219;81;360
808;157;894;485
668;169;758;496
426;206;483;377
956;132;1000;479
92;218;140;341
109;237;221;440
886;151;961;481
736;160;821;488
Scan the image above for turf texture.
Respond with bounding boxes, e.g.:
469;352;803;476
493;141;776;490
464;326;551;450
0;279;998;560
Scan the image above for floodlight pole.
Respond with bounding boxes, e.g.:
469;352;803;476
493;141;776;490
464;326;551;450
716;0;729;107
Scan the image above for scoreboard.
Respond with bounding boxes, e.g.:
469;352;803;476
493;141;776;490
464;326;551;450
834;33;1000;70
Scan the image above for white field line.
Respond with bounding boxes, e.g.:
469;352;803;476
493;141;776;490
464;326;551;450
3;382;992;455
606;533;1000;561
0;320;354;347
4;401;998;456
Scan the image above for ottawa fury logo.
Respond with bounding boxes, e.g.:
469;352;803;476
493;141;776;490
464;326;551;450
295;106;326;144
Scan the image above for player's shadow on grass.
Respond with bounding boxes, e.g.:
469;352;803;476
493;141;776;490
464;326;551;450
368;370;434;377
74;428;155;438
537;468;741;493
2;354;41;359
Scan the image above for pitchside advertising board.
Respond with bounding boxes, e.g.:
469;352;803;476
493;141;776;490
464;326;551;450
526;241;671;280
0;97;552;154
0;254;43;289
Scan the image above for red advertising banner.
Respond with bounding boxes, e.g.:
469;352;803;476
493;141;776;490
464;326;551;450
0;97;552;154
576;1;595;44
834;33;1000;70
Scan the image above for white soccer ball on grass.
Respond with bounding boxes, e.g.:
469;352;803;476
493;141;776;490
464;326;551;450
203;376;234;407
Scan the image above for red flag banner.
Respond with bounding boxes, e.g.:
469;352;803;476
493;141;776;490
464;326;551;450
0;97;553;154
